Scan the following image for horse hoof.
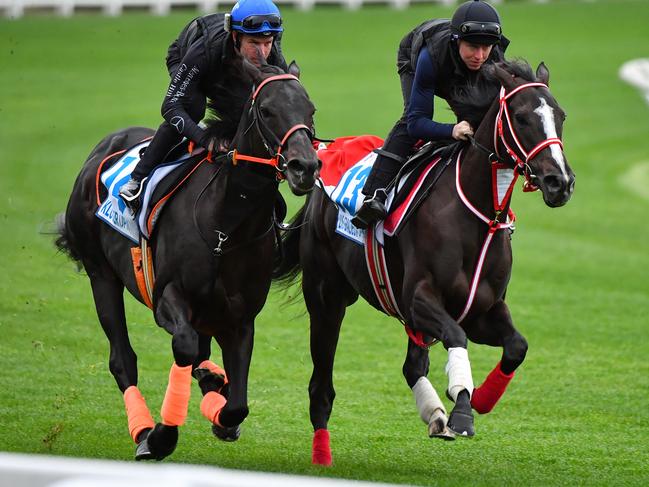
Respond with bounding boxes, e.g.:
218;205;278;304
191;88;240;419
146;423;179;460
135;437;156;461
428;411;455;441
212;423;241;442
447;410;475;438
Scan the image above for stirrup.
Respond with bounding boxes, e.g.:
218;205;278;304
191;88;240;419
120;177;147;202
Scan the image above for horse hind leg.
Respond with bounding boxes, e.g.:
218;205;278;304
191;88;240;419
403;340;454;440
87;264;156;459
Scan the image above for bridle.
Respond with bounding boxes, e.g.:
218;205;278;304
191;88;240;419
229;74;313;180
470;81;564;191
495;82;563;190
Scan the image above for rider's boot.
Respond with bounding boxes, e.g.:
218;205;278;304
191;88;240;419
351;189;388;229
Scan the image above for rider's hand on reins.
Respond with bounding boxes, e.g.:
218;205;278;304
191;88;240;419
453;121;474;141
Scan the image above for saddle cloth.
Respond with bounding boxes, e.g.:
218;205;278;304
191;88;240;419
318;135;449;245
96;139;207;243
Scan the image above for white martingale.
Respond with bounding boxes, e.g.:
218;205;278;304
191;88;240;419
412;376;446;424
534;98;570;182
445;347;474;401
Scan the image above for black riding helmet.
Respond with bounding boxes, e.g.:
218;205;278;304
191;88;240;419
451;0;502;46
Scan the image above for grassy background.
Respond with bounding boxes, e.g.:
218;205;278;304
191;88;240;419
1;1;649;485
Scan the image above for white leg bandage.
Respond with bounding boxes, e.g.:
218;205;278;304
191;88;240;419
412;376;446;424
445;347;474;402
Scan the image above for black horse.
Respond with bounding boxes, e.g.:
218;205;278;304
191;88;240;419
56;60;319;461
274;60;575;465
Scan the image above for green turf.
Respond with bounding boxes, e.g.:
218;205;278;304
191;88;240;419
1;1;649;485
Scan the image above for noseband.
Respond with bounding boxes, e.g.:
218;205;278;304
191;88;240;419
494;82;564;190
230;74;313;180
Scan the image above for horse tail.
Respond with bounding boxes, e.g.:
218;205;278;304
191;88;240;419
54;212;83;270
273;203;306;287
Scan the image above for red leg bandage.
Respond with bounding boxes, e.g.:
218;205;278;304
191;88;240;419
312;429;332;466
123;386;155;443
198;360;228;385
160;363;192;426
471;361;515;414
200;391;227;426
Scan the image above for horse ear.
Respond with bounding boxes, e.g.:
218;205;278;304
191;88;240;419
493;64;516;91
241;57;264;85
287;60;301;79
536;62;550;86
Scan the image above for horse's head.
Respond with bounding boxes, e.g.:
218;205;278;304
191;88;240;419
492;62;575;207
234;60;320;196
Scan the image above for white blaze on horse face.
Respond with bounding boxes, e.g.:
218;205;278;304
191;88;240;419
534;98;570;181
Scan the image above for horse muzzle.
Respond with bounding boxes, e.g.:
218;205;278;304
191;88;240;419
285;156;321;196
535;171;575;207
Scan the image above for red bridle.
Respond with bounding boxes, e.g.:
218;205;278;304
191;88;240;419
494;82;564;190
229;74;312;179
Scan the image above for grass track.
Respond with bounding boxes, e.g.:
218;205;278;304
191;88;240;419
1;2;649;485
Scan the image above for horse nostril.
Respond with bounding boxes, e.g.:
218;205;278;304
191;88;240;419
287;159;305;177
543;174;563;194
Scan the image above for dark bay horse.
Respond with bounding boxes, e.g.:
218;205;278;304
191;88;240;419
274;60;575;465
56;61;319;460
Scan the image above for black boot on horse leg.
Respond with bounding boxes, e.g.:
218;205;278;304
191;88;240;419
445;347;475;437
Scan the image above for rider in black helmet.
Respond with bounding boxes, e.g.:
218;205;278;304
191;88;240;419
352;0;509;229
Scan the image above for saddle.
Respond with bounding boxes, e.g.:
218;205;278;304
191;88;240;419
318;136;460;242
96;138;287;246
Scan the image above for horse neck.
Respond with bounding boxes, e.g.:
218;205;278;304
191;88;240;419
458;96;514;219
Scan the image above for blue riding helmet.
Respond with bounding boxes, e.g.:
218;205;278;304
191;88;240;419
228;0;283;36
451;0;502;46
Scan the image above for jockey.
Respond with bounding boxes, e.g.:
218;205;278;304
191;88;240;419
119;0;287;208
352;0;509;229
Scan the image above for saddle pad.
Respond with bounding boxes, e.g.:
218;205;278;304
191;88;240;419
96;139;205;242
317;135;446;244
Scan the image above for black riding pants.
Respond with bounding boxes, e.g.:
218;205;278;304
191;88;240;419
362;46;419;197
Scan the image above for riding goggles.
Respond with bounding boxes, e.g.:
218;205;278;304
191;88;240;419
232;14;283;31
459;21;502;37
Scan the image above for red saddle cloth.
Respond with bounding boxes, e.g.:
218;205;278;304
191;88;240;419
318;135;384;187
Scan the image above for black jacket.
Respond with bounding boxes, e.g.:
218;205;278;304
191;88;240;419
161;13;288;145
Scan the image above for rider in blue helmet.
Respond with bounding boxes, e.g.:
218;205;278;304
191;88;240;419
352;0;509;229
119;0;287;209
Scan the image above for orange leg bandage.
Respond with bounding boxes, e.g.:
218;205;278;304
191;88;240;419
200;391;227;426
160;363;192;426
198;360;228;385
123;386;155;443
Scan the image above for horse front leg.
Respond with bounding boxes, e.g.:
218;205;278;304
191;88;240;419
403;340;454;440
201;320;254;442
468;300;528;414
409;280;475;438
141;283;200;461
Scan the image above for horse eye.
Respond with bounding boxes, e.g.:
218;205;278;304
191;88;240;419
260;105;271;118
514;113;528;126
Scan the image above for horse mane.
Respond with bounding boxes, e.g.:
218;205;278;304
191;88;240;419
449;59;537;129
203;60;286;147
